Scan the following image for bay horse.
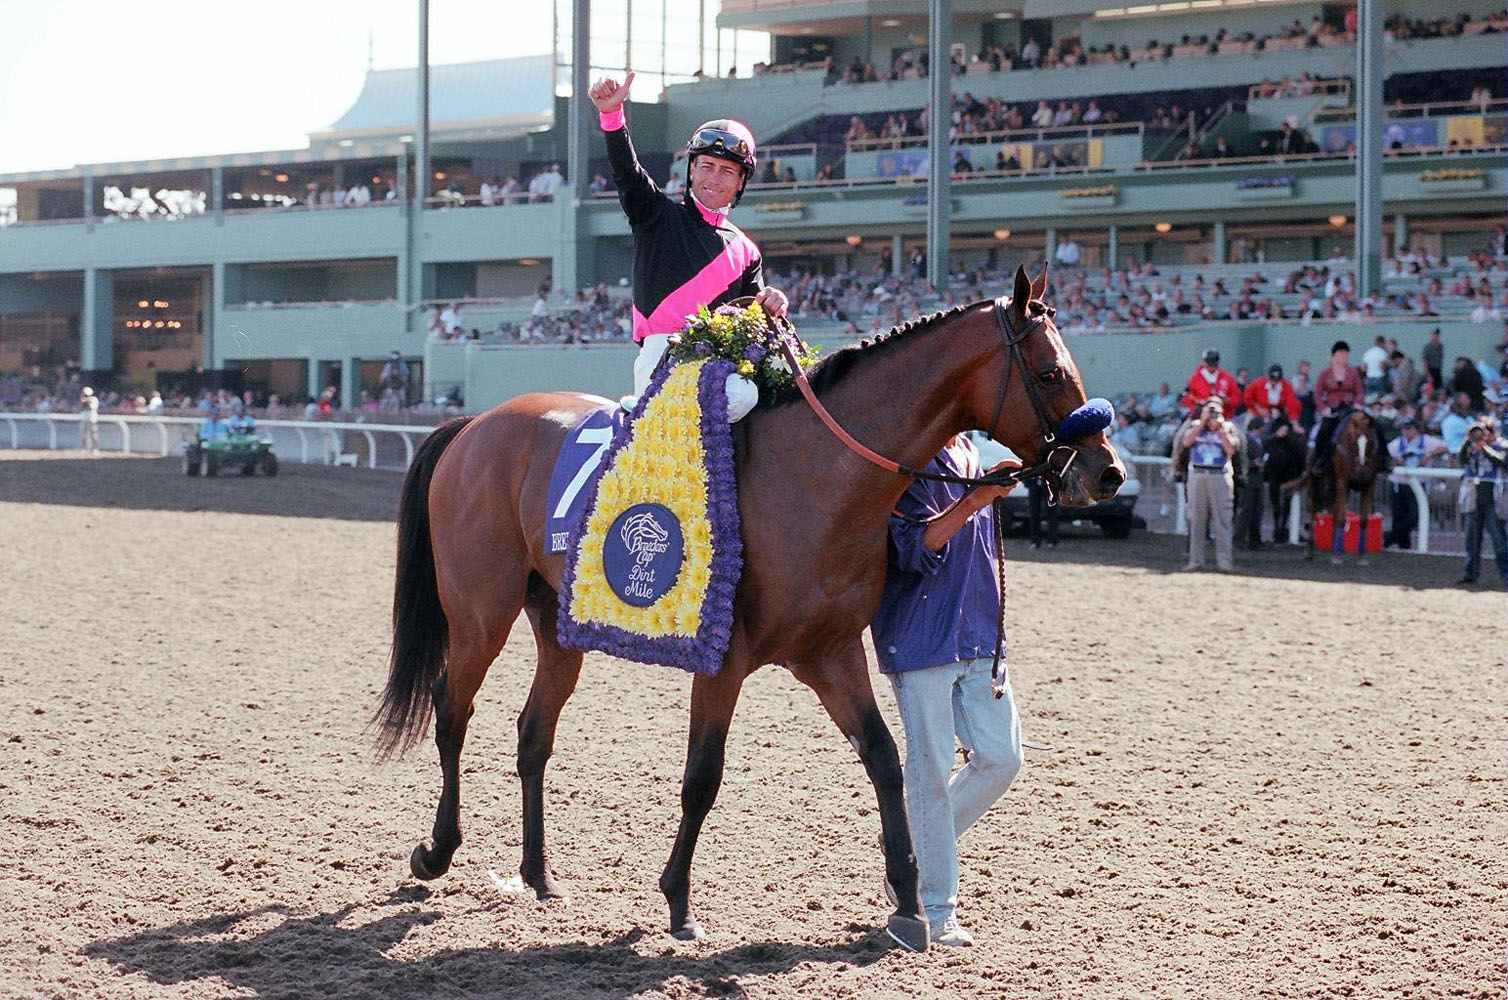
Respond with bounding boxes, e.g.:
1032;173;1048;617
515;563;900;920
373;267;1125;951
1307;409;1386;564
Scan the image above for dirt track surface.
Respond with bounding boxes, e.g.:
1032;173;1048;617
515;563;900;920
0;450;1503;1000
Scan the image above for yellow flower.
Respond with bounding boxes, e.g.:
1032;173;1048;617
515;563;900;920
736;360;755;376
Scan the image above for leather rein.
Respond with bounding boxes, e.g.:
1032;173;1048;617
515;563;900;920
775;296;1078;501
774;295;1079;700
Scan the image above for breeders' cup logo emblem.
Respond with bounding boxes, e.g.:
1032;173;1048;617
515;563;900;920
621;510;670;567
603;503;685;607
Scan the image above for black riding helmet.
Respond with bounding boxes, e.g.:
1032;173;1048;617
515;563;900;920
686;119;758;208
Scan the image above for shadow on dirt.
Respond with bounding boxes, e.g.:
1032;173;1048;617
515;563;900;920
84;888;891;1000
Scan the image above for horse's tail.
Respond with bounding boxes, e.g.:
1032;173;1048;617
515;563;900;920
374;415;474;759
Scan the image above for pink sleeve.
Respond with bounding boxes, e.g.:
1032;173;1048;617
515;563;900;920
599;107;626;132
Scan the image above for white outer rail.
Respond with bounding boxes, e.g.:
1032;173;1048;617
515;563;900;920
1126;454;1463;554
0;412;433;470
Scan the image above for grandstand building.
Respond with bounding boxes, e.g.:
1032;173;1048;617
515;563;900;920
1;0;1503;410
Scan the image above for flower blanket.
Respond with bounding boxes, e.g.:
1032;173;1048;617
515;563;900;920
557;358;742;676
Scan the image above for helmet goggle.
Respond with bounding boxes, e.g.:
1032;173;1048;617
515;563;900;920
689;128;754;167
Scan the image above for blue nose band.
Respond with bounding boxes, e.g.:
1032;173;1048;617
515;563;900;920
1057;398;1114;441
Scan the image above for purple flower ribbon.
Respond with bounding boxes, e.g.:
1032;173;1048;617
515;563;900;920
556;359;742;676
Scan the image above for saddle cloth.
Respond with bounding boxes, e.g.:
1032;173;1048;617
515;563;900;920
554;358;742;676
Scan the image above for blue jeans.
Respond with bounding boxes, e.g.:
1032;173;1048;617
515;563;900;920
889;658;1022;926
1462;502;1508;582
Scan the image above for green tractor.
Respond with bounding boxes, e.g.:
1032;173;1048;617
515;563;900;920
183;431;279;478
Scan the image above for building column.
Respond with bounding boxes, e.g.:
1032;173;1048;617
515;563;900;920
1212;221;1227;264
1393;212;1408;256
1355;0;1383;296
1044;228;1057;268
343;357;360;411
891;233;905;277
555;0;592;295
1106;224;1119;271
81;268;113;377
83;171;95;232
307;359;323;400
201;269;216;371
211;167;224;225
924;0;952;289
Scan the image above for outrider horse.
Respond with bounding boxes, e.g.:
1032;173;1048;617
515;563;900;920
1307;410;1386;563
374;268;1125;951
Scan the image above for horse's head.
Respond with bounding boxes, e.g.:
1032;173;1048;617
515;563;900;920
974;266;1126;507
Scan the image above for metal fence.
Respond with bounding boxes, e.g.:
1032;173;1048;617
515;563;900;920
1127;455;1474;557
0;412;437;473
1;412;1486;558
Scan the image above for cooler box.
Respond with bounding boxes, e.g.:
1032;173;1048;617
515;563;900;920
1313;512;1334;550
1342;512;1384;554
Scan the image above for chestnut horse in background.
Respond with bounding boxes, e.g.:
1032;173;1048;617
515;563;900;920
1309;410;1386;564
373;268;1125;952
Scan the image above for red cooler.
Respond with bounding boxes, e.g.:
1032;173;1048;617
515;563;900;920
1342;512;1384;554
1313;512;1334;550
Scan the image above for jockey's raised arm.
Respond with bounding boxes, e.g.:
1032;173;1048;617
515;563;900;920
589;72;786;421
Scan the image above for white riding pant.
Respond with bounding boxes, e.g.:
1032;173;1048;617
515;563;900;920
632;334;758;422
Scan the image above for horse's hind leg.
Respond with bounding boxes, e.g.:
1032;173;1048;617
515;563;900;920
516;574;583;900
411;604;521;881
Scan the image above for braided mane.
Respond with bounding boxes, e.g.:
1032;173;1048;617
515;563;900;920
765;299;987;408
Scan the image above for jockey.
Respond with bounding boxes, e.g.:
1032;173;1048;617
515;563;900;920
1180;348;1239;415
198;404;228;442
589;71;789;421
1309;340;1364;475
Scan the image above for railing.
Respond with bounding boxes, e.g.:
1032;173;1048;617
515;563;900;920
846;121;1143;153
1248;78;1350;102
224;298;399;311
423;192;554;208
1314;97;1508;123
0;412;436;471
580;142;1505;201
222;198;400;215
1127;456;1475;556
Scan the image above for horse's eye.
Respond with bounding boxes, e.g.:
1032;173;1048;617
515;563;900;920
1040;369;1060;385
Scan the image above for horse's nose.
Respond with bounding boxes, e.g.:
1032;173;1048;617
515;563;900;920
1098;465;1126;495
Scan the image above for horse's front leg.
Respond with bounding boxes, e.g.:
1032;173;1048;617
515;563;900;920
791;641;929;953
659;662;747;941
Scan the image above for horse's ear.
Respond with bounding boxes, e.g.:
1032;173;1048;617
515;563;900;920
1012;266;1032;313
1031;266;1049;302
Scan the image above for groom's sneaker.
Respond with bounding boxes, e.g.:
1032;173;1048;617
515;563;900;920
930;916;975;948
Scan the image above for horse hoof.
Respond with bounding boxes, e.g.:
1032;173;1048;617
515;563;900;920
1329;555;1344;566
530;872;571;902
410;843;445;881
885;913;930;953
671;918;706;942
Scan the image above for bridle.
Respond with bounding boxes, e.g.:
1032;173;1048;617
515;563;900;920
775;295;1087;699
776;295;1080;503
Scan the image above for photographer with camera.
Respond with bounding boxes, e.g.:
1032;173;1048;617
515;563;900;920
1456;417;1508;587
1179;397;1240;572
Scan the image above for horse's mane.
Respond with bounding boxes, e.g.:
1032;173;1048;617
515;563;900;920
764;299;989;408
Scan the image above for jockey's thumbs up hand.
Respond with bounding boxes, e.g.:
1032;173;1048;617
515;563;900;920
589;72;635;113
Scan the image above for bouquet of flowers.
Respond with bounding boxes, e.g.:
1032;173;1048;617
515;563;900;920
667;300;820;396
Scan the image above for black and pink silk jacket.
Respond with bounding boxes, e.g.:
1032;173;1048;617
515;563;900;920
599;107;765;343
